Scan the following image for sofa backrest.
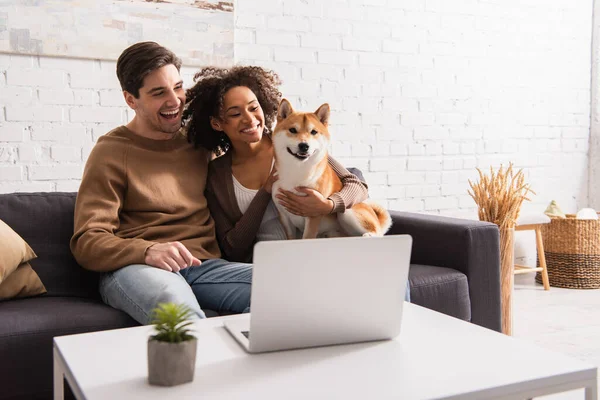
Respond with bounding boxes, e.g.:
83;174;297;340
0;192;100;299
0;168;368;299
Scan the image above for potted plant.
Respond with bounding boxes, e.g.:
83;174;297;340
147;302;197;386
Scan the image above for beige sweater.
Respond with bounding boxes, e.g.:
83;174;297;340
206;151;369;263
71;126;221;272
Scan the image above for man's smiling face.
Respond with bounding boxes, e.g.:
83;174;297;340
124;64;185;139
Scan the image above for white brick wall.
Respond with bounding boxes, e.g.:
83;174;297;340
0;0;594;264
234;0;593;223
590;0;600;209
0;54;198;193
232;0;592;265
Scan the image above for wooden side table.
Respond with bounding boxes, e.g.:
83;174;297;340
515;214;551;290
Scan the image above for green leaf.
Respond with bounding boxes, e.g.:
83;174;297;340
150;303;196;343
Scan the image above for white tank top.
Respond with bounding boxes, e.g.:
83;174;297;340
232;175;287;242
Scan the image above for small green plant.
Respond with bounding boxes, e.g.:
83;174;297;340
150;303;195;343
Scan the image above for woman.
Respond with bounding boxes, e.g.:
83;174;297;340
183;66;369;263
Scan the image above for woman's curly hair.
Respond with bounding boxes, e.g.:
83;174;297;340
183;66;282;154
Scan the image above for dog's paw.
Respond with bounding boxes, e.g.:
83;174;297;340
362;232;376;237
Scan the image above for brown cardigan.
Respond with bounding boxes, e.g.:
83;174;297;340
205;151;369;262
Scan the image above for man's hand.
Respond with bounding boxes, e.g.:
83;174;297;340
145;242;202;273
276;187;335;217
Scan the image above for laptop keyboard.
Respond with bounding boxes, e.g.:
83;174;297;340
241;330;250;339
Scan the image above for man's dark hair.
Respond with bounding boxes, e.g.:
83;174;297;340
116;41;182;98
183;66;282;155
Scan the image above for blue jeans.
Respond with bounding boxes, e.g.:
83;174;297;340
98;259;252;325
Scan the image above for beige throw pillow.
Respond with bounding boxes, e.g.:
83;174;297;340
0;218;37;283
0;262;46;300
0;219;45;300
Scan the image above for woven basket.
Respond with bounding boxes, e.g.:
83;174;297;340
535;214;600;289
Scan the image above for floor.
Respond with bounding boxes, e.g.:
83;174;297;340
513;272;600;399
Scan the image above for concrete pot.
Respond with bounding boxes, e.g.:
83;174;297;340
147;337;197;386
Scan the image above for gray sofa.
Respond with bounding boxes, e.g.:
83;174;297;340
0;191;500;400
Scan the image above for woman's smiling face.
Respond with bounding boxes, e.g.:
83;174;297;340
211;86;265;146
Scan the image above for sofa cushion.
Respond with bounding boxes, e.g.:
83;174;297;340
0;296;138;400
409;264;471;322
0;192;101;299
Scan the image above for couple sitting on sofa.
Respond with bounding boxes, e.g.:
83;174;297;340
70;41;399;325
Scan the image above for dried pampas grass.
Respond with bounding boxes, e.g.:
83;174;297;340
468;163;534;230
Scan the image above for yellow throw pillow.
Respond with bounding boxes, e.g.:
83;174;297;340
0;219;37;283
0;262;46;300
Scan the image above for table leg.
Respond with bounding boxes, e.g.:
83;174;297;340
535;228;550;290
586;384;598;400
53;346;64;400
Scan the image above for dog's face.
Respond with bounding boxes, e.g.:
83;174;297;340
272;99;331;163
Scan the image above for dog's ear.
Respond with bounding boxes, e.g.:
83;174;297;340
277;99;294;122
314;103;330;126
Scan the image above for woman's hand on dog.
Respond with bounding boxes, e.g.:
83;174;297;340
263;168;279;194
276;187;335;217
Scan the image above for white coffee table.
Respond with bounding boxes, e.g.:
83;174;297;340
54;303;597;399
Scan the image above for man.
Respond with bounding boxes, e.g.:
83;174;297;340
71;42;251;324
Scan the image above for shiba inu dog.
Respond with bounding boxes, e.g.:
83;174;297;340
271;99;392;239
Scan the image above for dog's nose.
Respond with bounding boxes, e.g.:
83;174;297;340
298;142;309;153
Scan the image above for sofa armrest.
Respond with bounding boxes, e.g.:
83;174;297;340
388;210;501;332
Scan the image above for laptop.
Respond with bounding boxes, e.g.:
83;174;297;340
224;234;412;353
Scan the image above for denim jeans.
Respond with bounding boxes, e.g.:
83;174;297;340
98;258;252;325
